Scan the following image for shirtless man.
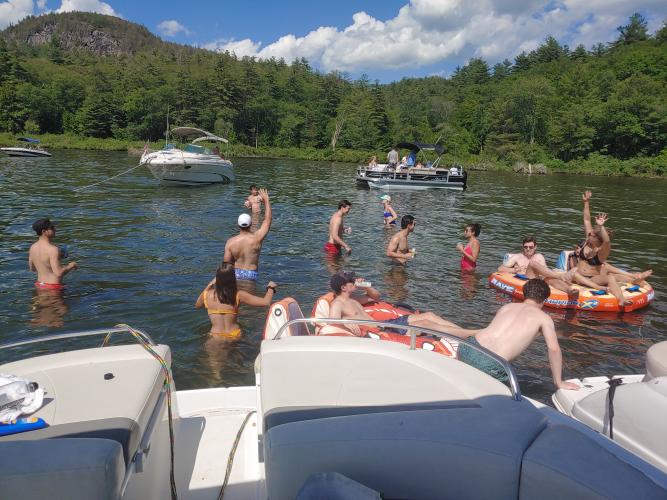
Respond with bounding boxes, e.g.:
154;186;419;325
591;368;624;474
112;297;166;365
328;270;462;336
324;200;352;256
28;218;78;290
386;215;416;264
224;188;272;281
243;185;263;213
452;279;579;390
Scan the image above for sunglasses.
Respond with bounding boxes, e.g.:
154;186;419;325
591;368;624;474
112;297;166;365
523;245;535;249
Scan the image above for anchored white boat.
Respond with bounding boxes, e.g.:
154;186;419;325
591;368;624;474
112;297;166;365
356;142;467;191
0;137;51;157
1;306;665;499
553;340;667;474
140;127;234;185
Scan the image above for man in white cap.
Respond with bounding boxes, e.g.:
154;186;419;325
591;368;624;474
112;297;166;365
223;188;272;281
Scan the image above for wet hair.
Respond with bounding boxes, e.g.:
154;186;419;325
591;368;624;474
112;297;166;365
522;236;537;246
338;200;352;210
401;214;415;229
466;223;481;237
523;278;550;303
214;262;238;306
32;218;55;236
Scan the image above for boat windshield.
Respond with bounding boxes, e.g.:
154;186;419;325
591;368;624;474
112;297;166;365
183;144;208;154
164;143;176;150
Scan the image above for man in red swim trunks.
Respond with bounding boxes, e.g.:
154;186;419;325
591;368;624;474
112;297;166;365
29;218;77;290
324;200;352;255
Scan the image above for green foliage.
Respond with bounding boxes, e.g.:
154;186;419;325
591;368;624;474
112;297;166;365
0;12;665;177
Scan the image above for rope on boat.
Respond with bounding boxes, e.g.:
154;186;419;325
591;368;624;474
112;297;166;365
73;163;144;192
114;324;179;500
218;410;257;500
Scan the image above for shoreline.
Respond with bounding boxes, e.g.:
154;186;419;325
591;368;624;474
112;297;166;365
1;133;664;178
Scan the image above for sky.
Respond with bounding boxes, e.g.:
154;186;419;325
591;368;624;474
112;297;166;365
1;0;666;82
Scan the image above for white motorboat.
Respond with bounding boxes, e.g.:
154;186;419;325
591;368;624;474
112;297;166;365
553;341;667;474
0;137;51;157
356;142;467;191
140;127;234;185
1;304;665;499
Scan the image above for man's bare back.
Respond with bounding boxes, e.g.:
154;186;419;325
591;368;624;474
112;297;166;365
224;189;272;271
28;219;77;286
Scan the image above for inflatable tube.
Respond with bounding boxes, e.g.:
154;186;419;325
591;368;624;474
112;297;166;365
312;293;457;356
488;272;654;312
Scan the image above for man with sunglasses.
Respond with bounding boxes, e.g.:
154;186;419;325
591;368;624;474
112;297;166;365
498;236;545;275
29;218;78;290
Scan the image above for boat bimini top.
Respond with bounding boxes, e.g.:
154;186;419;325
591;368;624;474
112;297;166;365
396;141;444;156
16;137;41;144
170;127;228;144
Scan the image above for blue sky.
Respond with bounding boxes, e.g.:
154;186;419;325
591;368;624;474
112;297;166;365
1;1;666;82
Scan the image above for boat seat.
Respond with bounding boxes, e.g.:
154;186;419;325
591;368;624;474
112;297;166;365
0;344;168;465
0;438;124;500
520;424;666;499
263;297;311;340
265;397;547;500
645;341;667;380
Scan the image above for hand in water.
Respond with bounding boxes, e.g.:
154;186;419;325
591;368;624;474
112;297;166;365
344;226;352;235
557;380;580;391
595;212;608;226
345;247;352;255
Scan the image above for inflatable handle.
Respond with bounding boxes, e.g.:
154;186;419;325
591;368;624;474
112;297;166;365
625;285;640;293
515;273;529;280
392;302;416;312
591;290;606;296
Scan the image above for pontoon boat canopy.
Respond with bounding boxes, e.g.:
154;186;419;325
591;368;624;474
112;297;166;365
171;127;228;144
17;137;40;143
396;142;444;155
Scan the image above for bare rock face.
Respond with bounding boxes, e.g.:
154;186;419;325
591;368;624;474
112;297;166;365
26;23;55;45
82;29;121;55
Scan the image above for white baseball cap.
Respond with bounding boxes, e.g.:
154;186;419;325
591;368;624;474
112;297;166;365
380;194;391;201
238;213;252;227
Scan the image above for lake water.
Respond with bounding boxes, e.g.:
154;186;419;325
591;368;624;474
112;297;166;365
1;151;665;402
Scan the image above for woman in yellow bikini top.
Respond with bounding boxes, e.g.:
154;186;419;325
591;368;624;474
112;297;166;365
196;262;277;339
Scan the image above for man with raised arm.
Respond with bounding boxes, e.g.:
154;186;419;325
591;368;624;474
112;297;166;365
224;188;272;282
386;215;416;264
450;278;580;390
29;218;78;290
324;200;352;256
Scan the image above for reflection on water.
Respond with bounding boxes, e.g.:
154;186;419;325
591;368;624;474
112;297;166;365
1;151;666;402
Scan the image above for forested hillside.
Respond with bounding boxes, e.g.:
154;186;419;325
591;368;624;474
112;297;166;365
1;12;665;174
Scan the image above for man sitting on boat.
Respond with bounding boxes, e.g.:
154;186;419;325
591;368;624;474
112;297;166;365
450;278;580;390
328;270;462;336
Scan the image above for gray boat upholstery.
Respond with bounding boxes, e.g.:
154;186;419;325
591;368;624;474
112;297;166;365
0;438;124;500
520;425;666;499
645;341;667;381
0;344;168;466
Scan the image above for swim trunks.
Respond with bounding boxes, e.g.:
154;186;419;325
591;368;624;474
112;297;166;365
324;242;342;255
383;314;411;334
457;337;508;382
235;268;258;281
35;281;64;290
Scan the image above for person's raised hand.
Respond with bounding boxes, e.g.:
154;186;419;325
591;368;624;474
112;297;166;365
595;212;608;226
582;190;592;202
259;188;269;201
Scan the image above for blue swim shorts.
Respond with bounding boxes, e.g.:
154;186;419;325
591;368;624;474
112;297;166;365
457;337;508;382
235;268;259;281
383;314;411;334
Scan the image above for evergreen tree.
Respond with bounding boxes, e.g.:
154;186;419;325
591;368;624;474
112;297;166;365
615;13;649;46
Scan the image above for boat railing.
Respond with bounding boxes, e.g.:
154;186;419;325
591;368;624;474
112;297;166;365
0;325;157;352
271;317;522;401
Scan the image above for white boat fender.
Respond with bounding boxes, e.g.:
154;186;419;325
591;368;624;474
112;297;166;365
606;377;624;440
0;374;45;423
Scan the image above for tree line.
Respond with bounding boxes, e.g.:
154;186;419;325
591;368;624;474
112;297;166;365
0;13;665;173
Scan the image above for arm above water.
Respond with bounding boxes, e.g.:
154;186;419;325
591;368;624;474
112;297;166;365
48;246;77;278
497;253;518;273
541;315;579;390
582;191;593;236
238;281;277;307
255;189;272;241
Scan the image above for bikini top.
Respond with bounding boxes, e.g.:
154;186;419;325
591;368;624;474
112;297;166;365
203;290;240;315
578;243;603;266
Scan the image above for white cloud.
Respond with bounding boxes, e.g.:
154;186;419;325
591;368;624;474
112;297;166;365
157;19;190;37
206;0;667;73
55;0;117;17
0;0;35;29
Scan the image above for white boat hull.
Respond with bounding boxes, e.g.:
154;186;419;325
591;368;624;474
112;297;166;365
141;150;234;185
1;147;51;157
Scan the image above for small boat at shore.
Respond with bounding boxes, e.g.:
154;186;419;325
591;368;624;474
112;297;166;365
489;271;654;312
1;312;666;498
0;137;51;157
553;340;667;473
356;141;467;191
140;127;234;185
